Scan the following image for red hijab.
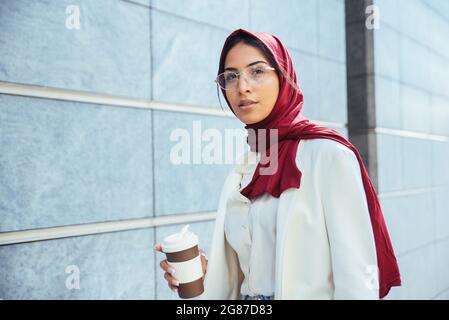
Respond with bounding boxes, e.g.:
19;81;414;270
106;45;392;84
218;28;401;298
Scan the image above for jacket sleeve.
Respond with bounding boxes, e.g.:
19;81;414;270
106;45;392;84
318;144;379;299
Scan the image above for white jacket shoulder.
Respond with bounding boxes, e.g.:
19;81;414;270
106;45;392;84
295;138;357;169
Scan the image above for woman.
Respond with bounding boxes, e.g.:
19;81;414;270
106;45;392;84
155;28;401;300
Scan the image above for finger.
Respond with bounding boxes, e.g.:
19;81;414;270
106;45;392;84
164;272;179;287
153;243;162;252
200;254;207;262
200;255;208;267
159;260;176;275
200;256;207;279
159;259;168;270
163;271;174;282
199;250;207;264
168;283;179;292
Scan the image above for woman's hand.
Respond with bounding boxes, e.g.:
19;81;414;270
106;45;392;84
154;243;208;293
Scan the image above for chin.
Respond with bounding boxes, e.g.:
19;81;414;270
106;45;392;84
241;115;262;125
233;107;266;125
244;118;258;125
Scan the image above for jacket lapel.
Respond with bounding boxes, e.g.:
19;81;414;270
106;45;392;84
274;188;297;299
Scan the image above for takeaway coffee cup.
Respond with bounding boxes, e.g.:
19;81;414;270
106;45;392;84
161;225;204;299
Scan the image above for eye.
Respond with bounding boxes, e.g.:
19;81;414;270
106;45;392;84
250;66;265;76
224;72;237;81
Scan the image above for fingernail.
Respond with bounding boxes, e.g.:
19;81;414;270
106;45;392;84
172;280;179;286
168;267;175;275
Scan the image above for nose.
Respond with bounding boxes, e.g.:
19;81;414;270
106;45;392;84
237;73;252;93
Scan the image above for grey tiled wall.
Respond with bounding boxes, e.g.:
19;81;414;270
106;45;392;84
374;0;449;300
0;0;152;99
0;229;155;299
0;94;154;232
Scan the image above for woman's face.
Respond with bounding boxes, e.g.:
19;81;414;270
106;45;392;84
223;42;280;125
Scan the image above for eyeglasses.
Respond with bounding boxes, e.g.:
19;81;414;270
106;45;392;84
215;63;276;92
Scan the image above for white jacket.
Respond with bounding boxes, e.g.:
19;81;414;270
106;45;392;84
200;138;379;300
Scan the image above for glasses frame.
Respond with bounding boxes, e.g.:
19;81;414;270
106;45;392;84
214;64;276;91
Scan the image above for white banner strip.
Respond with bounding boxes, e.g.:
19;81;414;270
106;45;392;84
0;211;216;246
0;81;346;128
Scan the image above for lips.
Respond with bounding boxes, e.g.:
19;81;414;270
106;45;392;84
239;99;258;108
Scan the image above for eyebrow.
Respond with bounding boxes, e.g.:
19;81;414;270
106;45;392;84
224;60;268;71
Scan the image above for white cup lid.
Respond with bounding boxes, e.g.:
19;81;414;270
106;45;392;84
161;225;199;253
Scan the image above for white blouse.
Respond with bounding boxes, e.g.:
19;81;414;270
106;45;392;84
224;150;278;297
203;137;380;300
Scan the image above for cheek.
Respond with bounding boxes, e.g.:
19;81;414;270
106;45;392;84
225;91;239;108
260;81;279;109
270;77;280;101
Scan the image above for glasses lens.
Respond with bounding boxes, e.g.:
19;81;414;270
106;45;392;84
216;64;272;91
217;72;238;90
248;65;267;81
